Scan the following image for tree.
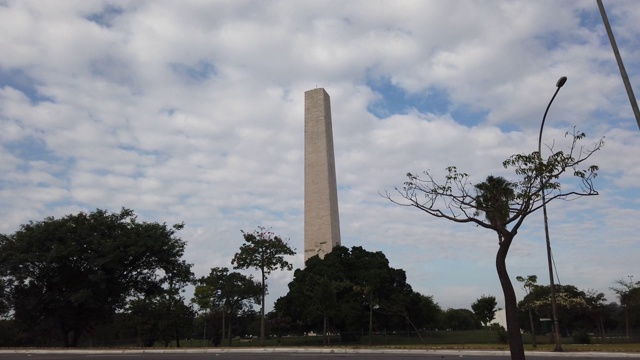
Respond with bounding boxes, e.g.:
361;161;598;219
305;273;342;345
611;278;640;339
348;246;402;344
584;290;608;340
386;130;603;360
274;247;348;339
232;227;295;344
472;295;498;327
128;293;194;347
274;246;442;339
518;283;596;338
162;259;195;348
516;275;538;347
0;208;191;347
443;308;482;330
192;267;261;346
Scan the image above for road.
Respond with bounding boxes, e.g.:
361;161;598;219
1;349;640;360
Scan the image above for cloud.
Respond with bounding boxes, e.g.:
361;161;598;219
1;0;639;312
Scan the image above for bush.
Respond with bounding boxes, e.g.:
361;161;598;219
571;329;591;344
489;324;508;344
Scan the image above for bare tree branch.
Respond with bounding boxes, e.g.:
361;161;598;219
383;130;604;360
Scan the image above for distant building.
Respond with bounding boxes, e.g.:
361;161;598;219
489;309;507;329
304;88;341;264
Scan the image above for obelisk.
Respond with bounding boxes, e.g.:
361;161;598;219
304;88;341;263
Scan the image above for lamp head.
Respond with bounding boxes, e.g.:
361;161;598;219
556;76;567;88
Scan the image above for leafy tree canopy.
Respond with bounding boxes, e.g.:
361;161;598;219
128;293;194;347
274;246;441;335
443;308;482;331
471;295;498;327
192;267;261;346
517;283;602;336
192;267;261;316
611;279;640;335
611;279;640;309
232;227;295;343
0;208;192;347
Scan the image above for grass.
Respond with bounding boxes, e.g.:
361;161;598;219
165;331;640;353
373;343;640;352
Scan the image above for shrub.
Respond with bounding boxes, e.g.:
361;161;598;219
489;324;508;344
571;329;591;344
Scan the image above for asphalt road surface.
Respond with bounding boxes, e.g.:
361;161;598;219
1;350;640;360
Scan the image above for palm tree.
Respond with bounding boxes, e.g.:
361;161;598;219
474;175;515;244
474;175;525;355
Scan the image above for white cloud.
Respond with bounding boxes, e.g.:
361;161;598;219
1;0;639;313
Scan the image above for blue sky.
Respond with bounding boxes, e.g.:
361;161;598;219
1;0;639;312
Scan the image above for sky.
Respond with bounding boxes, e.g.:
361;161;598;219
1;0;639;313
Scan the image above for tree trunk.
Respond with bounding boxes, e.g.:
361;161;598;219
227;317;233;347
221;306;226;345
496;234;525;360
625;306;630;339
597;316;605;340
61;327;70;348
170;296;180;348
260;270;266;345
369;292;373;346
323;315;328;345
70;329;82;347
528;307;537;348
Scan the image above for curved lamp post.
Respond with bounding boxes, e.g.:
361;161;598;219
538;76;567;352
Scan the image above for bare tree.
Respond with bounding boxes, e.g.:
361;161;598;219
385;130;603;360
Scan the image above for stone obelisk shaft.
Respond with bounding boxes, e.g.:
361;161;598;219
304;88;341;263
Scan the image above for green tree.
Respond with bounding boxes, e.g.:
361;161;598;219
377;290;441;342
305;273;342;345
274;249;346;339
232;227;295;344
584;289;608;340
443;308;482;330
274;246;442;339
611;278;640;339
516;275;538;347
518;283;593;337
386;130;603;360
128;293;194;347
166;261;195;347
475;176;515;244
192;267;261;346
348;246;401;344
0;208;191;347
472;295;498;327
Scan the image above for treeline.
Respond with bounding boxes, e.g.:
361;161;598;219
0;209;194;347
0;209;638;347
516;279;640;343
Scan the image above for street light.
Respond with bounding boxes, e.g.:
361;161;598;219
538;75;567;352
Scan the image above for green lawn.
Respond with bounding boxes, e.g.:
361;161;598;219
166;331;640;353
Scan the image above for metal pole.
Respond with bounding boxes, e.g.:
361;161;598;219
538;76;567;352
597;0;640;130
